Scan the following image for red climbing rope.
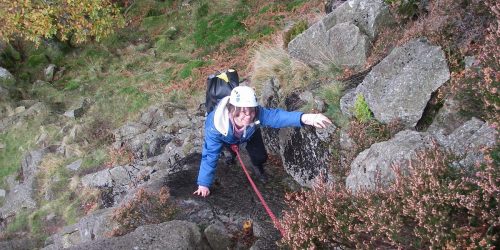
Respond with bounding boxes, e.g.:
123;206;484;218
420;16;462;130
230;144;286;237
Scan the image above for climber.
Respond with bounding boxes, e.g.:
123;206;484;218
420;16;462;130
194;86;332;197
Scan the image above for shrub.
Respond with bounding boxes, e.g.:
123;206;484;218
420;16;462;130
283;20;308;48
281;146;499;248
344;119;403;169
105;146;134;168
86;118;115;146
348;119;402;151
0;0;125;46
353;94;372;123
384;0;421;20
110;187;176;236
285;0;308;11
450;0;499;125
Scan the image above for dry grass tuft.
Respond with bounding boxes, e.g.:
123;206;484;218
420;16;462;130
36;154;66;198
105;146;134;168
250;46;314;100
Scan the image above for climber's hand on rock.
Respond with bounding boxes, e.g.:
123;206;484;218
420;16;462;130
301;114;332;129
193;185;210;197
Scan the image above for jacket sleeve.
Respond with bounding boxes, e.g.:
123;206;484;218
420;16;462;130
258;107;303;128
197;126;223;188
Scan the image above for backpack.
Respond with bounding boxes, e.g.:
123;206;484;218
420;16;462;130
205;69;239;114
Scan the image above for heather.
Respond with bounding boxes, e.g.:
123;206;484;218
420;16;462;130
281;146;499;248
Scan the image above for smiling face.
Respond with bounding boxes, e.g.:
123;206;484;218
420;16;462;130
232;107;256;127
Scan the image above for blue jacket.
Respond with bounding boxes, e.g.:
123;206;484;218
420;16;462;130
197;96;303;187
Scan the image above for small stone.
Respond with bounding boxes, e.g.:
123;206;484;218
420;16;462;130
204;221;231;250
46;213;56;222
14;106;25;114
45;64;56;82
464;56;478;69
67;159;83;171
64;110;75;118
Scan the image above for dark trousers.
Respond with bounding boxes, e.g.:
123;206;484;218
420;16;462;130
226;128;268;168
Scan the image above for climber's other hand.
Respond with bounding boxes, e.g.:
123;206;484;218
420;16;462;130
301;114;332;129
193;186;210;197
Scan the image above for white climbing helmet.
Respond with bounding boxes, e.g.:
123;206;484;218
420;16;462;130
229;86;258;108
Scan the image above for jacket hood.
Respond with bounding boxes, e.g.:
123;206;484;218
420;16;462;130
213;96;231;136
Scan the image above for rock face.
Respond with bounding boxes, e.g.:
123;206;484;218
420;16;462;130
204;221;232;250
328;22;370;68
346;130;433;192
44;208;115;249
59;220;204;250
66;159;83;171
434;118;497;168
259;78;282;155
0;146;57;218
352;38;450;127
113;104;203;161
340;88;357;116
325;0;347;13
44;64;56;82
81;163;159;205
288;0;393;67
259;78;340;187
346;118;497;192
0;84;8;98
279;125;337;187
427;98;469;135
0;102;50;132
63;98;92;118
0;67;15;88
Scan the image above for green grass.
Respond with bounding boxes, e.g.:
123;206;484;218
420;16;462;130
80;147;108;171
27;53;49;68
179;60;208;79
283;20;308;47
142;15;168;32
31;83;66;103
193;11;248;48
155;36;174;53
259;5;272;14
101;26;146;51
249;26;275;40
124;55;153;72
285;0;308;11
0;43;21;70
320;82;349;127
62;200;80;225
28;210;47;235
0;125;38;187
64;80;81;91
354;94;372;123
80;47;111;61
160;67;175;84
119;87;150;111
6;210;30;233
